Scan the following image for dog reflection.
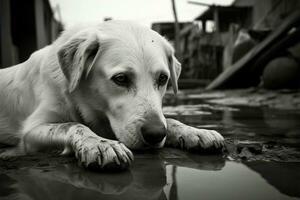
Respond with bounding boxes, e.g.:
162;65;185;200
3;154;225;200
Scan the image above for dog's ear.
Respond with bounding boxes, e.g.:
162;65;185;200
168;54;181;94
57;32;100;92
161;37;181;94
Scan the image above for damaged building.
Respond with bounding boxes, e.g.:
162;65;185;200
157;0;300;89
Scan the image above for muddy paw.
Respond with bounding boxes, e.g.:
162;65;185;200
178;129;225;151
0;147;24;160
73;136;134;170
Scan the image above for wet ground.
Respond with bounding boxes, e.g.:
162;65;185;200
1;89;300;200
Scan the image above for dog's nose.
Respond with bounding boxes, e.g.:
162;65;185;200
141;121;166;145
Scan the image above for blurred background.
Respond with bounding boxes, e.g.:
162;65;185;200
1;0;300;91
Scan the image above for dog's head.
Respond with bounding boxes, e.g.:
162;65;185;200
57;21;181;149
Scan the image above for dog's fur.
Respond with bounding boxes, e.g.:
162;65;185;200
0;21;224;169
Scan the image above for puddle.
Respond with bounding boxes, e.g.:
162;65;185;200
164;99;300;148
169;162;300;200
1;91;300;199
1;155;299;200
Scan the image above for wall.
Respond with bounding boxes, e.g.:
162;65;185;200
234;0;300;29
0;0;62;68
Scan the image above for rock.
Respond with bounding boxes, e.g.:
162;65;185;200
238;148;253;160
236;140;263;155
262;57;300;89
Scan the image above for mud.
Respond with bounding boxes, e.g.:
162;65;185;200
165;88;300;110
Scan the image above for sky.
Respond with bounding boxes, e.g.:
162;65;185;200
49;0;234;28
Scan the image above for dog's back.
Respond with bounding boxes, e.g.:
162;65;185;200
0;47;50;145
0;23;97;145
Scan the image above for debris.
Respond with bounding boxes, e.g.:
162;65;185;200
207;12;300;89
224;139;300;162
236;140;263;155
262;57;300;89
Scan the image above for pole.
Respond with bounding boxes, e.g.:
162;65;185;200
171;0;181;60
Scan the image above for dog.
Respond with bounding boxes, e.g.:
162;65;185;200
0;21;224;169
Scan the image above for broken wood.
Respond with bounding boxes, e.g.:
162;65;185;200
206;12;300;90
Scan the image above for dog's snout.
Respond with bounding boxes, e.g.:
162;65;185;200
141;121;166;145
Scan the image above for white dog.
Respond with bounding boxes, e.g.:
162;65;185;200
0;21;224;169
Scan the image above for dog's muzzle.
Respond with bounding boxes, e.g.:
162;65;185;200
140;118;166;146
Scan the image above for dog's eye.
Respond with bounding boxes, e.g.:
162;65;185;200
111;73;130;87
158;74;168;86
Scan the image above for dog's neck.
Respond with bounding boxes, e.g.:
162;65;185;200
71;94;116;140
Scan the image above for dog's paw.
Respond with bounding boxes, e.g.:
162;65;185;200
178;129;225;151
73;136;134;170
0;147;25;160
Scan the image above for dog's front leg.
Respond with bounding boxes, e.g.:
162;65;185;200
165;118;225;151
21;123;133;168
